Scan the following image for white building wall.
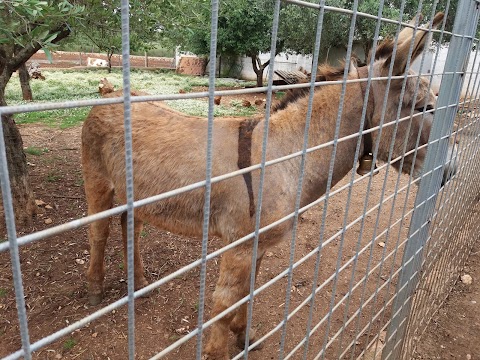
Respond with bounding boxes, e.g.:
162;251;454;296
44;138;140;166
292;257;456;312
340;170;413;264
237;43;365;82
412;45;480;99
239;52;313;81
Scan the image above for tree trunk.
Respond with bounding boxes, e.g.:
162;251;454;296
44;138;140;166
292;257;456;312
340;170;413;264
250;54;270;88
18;62;33;101
0;23;71;226
201;57;209;76
0;83;36;226
107;51;113;73
255;70;263;88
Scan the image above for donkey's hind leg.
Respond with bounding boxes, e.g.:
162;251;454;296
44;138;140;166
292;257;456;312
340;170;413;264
205;247;264;359
120;212;148;290
85;177;114;306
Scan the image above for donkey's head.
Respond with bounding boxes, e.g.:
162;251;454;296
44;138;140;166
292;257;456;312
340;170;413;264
365;12;456;184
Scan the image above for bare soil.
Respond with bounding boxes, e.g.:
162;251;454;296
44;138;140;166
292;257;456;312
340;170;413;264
0;104;477;359
413;242;480;360
0;120;412;360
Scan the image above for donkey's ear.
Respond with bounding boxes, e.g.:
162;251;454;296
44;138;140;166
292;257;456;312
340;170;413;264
396;14;424;46
371;14;423;63
384;12;444;75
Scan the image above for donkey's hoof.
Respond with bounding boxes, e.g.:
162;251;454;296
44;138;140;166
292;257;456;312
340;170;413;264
134;277;149;290
236;337;264;352
201;355;228;360
88;292;104;306
202;349;228;360
235;329;264;351
134;278;150;297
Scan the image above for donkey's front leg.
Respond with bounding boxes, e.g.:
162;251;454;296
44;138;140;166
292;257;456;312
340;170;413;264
204;249;253;360
229;253;265;351
85;180;114;306
120;212;148;291
86;217;111;305
205;247;265;359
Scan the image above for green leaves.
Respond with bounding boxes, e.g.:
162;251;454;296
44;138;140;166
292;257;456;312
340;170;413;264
74;0;162;60
0;0;83;51
43;47;52;63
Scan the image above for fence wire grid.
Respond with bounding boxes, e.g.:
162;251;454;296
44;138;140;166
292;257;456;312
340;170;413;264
1;0;480;359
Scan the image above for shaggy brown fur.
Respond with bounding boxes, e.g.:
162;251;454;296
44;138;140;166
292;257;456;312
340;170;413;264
272;63;348;112
82;13;450;360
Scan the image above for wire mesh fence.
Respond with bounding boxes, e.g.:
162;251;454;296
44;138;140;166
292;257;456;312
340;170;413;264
1;0;480;359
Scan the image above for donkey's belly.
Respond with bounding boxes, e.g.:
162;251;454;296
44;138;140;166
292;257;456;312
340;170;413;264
143;213;206;238
131;193;207;237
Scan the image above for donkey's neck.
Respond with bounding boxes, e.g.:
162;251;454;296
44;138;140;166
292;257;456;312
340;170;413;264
265;83;367;206
269;83;365;151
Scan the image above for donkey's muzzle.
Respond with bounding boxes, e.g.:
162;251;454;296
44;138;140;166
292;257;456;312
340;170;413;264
441;144;458;187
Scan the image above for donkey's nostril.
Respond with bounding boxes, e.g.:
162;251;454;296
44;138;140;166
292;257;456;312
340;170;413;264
442;164;456;187
442;144;458;186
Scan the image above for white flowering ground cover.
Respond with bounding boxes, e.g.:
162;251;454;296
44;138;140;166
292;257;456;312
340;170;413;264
5;69;257;129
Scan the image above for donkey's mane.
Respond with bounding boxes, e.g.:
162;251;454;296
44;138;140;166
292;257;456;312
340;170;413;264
372;39;395;61
272;62;353;113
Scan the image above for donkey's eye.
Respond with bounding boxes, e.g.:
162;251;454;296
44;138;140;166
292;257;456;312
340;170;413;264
415;105;435;113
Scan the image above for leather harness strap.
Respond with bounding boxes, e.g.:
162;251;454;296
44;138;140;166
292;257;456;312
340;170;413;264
356;66;375;158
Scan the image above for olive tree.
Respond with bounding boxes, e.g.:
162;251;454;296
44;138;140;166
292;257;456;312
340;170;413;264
74;0;162;72
0;0;83;225
160;0;318;87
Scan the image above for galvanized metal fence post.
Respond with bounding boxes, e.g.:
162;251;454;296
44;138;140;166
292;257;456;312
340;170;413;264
382;1;480;358
120;0;136;358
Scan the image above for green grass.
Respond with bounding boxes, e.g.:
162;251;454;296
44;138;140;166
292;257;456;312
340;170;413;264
46;171;62;182
7;106;88;129
24;147;48;156
5;69;257;127
63;338;76;351
192;302;199;312
74;176;84;187
0;288;7;297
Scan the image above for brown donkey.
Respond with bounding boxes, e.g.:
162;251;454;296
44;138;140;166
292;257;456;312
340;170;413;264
82;14;453;359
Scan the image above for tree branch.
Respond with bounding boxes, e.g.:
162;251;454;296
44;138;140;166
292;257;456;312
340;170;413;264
12;22;44;38
77;27;105;52
9;23;71;72
261;59;271;70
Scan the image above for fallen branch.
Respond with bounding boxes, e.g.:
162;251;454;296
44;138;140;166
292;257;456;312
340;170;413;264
51;194;83;199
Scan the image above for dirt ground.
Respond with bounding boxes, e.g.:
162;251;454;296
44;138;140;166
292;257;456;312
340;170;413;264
0;98;478;359
413;242;480;359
